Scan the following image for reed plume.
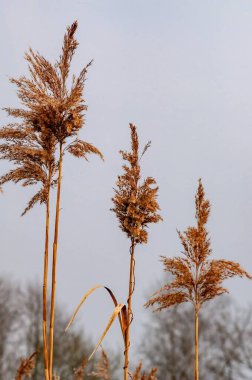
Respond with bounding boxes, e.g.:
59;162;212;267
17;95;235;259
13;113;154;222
73;357;87;380
15;352;37;380
1;20;103;380
41;22;103;380
132;362;157;380
0;112;57;380
90;348;110;380
111;123;162;380
0;125;56;215
146;179;251;380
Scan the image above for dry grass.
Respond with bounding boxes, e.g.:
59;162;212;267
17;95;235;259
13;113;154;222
15;352;37;380
0;95;57;380
2;17;252;380
73;357;87;380
146;179;251;310
0;20;103;380
146;179;252;380
111;123;162;380
67;124;161;380
0;123;56;215
111;123;162;244
90;348;110;380
44;21;103;380
66;285;126;361
52;375;61;380
132;362;158;380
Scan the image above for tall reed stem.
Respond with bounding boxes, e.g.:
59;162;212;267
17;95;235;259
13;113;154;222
124;238;135;380
195;306;199;380
43;182;51;380
195;260;199;380
49;144;63;380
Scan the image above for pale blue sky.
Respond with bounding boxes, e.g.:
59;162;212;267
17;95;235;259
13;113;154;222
1;0;252;361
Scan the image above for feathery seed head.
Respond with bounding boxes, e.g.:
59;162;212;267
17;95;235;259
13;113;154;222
146;180;251;312
15;352;37;380
0;21;103;214
132;362;158;380
111;123;162;244
90;348;110;380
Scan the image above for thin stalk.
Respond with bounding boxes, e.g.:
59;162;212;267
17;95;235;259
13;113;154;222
124;238;135;380
195;261;199;380
195;306;199;380
49;144;63;380
42;181;51;380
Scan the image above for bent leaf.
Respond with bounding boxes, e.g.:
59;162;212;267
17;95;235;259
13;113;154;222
88;304;125;361
65;285;125;338
104;286;124;334
121;305;128;337
65;285;103;332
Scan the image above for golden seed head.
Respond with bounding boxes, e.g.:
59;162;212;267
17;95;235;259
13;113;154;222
111;123;162;245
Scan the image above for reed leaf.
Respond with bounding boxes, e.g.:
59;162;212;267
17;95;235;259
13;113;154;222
65;285;125;334
65;285;103;332
88;304;124;361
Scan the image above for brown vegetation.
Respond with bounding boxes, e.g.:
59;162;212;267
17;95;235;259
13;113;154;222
0;20;103;380
132;362;158;380
146;179;251;380
67;124;161;379
90;348;110;380
0;62;57;380
15;352;37;380
1;17;252;380
111;123;162;380
73;357;87;380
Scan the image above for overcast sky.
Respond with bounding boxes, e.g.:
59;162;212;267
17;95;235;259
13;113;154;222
1;0;252;360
